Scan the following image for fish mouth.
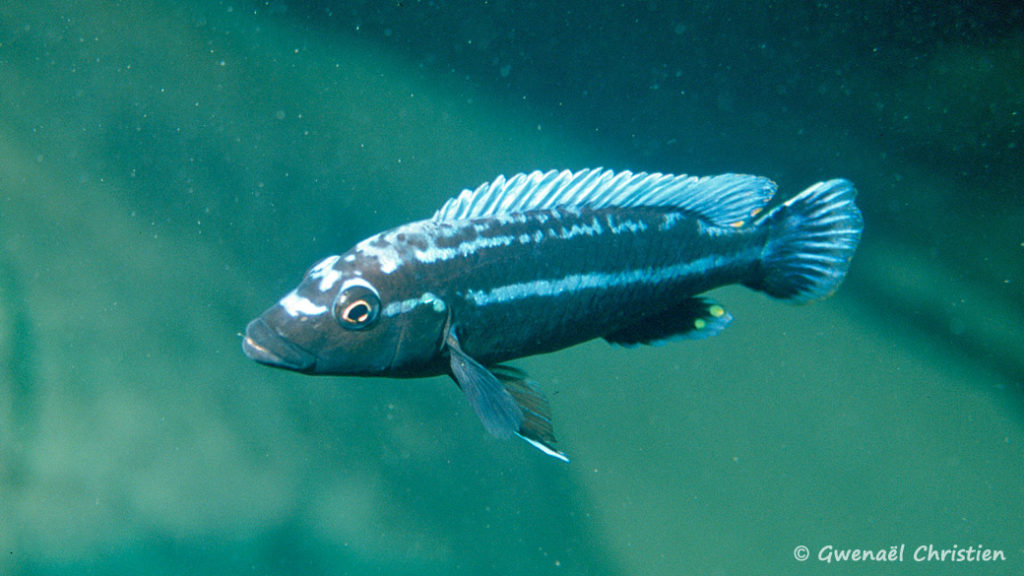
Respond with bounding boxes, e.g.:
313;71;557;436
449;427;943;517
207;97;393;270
242;318;316;372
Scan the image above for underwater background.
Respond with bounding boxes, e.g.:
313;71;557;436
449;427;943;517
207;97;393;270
1;1;1022;574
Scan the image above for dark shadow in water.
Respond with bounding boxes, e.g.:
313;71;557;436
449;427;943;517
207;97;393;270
0;252;37;489
848;271;1024;404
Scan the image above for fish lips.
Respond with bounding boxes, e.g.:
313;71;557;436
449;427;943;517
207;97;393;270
242;317;317;372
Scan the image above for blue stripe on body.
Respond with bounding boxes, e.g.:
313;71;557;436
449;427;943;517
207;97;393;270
462;249;759;307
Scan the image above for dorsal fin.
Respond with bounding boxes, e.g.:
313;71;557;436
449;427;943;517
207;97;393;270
433;168;777;228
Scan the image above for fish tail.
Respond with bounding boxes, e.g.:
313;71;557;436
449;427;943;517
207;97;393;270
751;179;863;302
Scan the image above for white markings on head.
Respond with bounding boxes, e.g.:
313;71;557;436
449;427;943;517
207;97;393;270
318;266;344;292
381;291;447;318
355;234;403;274
309;255;340;276
338;276;379;294
307;255;345;292
280;290;329;317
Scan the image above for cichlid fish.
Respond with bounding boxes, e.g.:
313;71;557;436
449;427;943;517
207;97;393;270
243;169;863;461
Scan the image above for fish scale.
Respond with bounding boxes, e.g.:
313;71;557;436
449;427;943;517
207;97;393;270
243;168;863;462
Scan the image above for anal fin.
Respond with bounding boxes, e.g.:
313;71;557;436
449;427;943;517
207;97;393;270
604;296;732;346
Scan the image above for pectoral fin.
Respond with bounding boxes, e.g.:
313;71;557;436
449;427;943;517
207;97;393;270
446;331;568;462
447;331;522;439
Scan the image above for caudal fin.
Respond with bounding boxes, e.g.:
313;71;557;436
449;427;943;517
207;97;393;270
751;179;863;303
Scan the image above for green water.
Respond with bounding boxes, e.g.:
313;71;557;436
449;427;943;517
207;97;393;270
1;2;1021;574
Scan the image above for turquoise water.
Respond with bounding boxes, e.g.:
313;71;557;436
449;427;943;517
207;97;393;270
1;2;1021;574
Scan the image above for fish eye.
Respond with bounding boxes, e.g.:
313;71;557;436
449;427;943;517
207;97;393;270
332;279;381;330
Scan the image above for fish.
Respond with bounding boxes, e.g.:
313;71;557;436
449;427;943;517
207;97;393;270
242;168;863;461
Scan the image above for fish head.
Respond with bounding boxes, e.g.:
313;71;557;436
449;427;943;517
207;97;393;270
242;251;449;376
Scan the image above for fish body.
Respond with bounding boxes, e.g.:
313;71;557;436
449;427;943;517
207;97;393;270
243;169;863;461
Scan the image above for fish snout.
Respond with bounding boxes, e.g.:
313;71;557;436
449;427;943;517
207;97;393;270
242;317;317;372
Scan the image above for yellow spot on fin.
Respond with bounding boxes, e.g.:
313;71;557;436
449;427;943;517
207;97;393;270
603;297;733;346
